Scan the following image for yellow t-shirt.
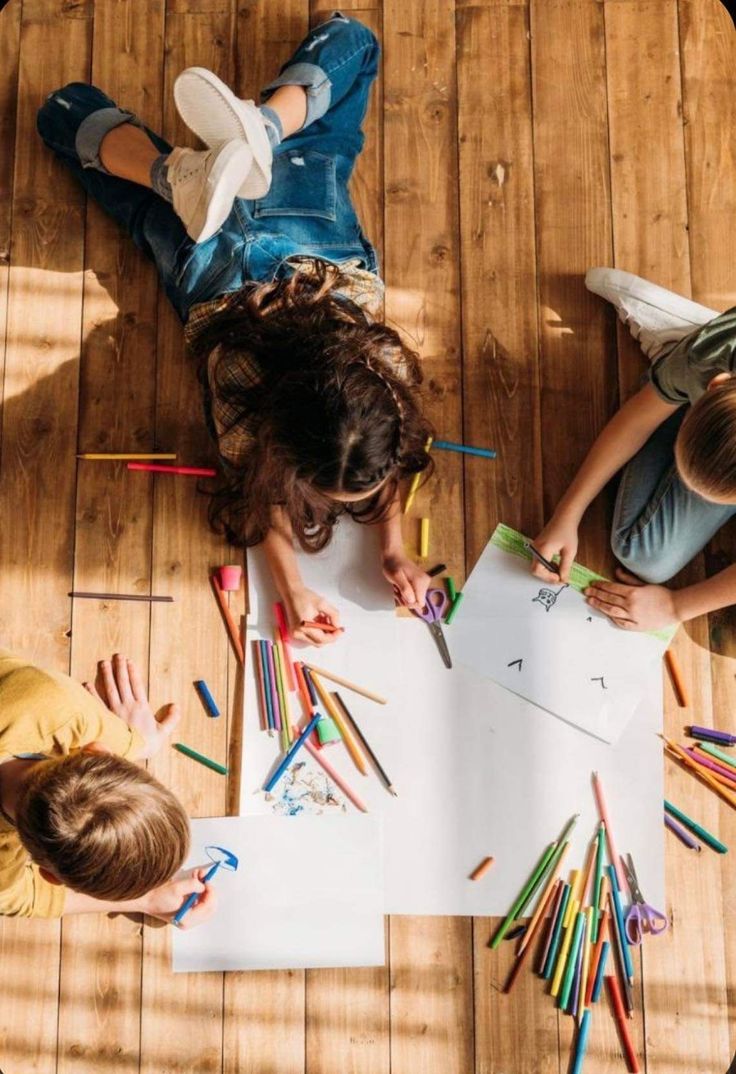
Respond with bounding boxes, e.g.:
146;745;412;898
0;650;145;918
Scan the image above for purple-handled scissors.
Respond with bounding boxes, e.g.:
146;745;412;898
621;853;668;945
411;587;452;669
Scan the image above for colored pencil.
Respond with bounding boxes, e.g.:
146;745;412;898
211;574;245;664
293;661;313;716
265;642;281;732
585;909;609;1007
559;909;585;1011
445;591;464;625
263;713;321;793
591;940;610;1003
541;882;570;979
664;799;728;853
606;975;640;1071
298;728;368;812
252;642;267;730
688;725;736;746
469;856;495;882
68;591;173;602
303;664;387;705
580;834;598;906
607;891;635;1014
274;602;296;692
578;907;594;1021
310;673;368;775
519;841;570;954
662;735;736;807
403;436;433;514
77;452;177;460
665;812;701;851
432;439;496;459
592;822;605;942
427;563;447;578
607;865;633;983
550;897;579;997
446;576;457;601
570;1009;592;1074
194;679;220;718
563;869;581;929
687;747;736;784
333;692;397;795
490;840;559;949
695;740;736;771
300;620;344;634
503;879;561;994
664;648;688;707
536;877;565;965
127;462;216;476
592;771;627;894
419;517;430;559
173;742;228;775
273;637;291;749
257;640;274;731
569;915;586;1015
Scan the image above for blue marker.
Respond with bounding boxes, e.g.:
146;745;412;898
263;712;322;793
570;1009;592;1074
591;940;610;1003
194;679;220;718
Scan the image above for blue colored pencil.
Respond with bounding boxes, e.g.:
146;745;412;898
607;865;634;982
590;940;610;1003
263;712;322;793
542;883;571;978
260;640;274;732
194;679;220;718
569;919;586;1015
432;439;496;459
570;1009;592;1074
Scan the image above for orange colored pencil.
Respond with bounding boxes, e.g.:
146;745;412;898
211;575;244;664
664;649;689;708
503;879;562;994
310;672;368;775
662;736;736;808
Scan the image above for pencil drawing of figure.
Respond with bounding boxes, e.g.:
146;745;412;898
532;584;569;612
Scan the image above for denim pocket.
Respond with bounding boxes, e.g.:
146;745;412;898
253;150;337;221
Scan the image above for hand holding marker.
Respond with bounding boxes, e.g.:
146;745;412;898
173;845;239;926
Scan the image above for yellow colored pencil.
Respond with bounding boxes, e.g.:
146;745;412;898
403;436;433;514
77;452;177;460
579;907;594;1022
419;517;430;559
551;898;579;998
563;869;581;928
310;672;368;775
518;841;570;954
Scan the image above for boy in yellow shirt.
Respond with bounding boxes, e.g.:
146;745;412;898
0;650;215;925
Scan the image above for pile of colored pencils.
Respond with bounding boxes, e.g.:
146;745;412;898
663;733;736;812
494;779;641;1073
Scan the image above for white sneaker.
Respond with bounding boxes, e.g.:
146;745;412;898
585;267;720;359
166;140;253;244
173;67;273;200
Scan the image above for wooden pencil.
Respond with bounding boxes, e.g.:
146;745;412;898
68;591;173;602
303;664;387;705
77;452;177;460
332;692;397;795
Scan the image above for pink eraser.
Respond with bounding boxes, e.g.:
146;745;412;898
218;565;242;591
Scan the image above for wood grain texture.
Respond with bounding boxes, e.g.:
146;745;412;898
0;0;20;454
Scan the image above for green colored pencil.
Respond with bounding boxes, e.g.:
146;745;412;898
490;840;558;949
697;740;736;771
446;576;457;602
445;591;464;625
664;798;728;854
173;742;228;775
591;822;605;942
559;909;585;1010
541;882;571;978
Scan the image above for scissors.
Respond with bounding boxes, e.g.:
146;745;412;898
412;587;452;669
621;853;668;945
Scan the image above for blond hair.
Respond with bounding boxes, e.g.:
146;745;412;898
675;381;736;501
15;752;189;901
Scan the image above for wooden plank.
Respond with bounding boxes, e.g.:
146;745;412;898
138;11;235;1074
383;2;473;1072
0;1;92;1073
0;0;20;452
455;3;553;1071
57;1;165;1071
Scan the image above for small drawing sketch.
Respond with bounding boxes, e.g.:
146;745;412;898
508;659;523;672
532;584;569;612
590;676;607;690
586;616;593;622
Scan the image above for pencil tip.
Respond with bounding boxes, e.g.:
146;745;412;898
389;788;398;797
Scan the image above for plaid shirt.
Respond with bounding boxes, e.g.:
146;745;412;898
184;258;387;468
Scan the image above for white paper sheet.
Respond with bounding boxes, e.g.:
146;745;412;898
172;815;385;972
241;521;665;917
451;526;670;743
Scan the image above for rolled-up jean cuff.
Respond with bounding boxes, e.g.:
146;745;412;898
260;62;332;127
75;107;144;171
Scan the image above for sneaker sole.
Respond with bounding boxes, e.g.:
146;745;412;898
174;67;272;199
196;140;254;243
585;267;719;327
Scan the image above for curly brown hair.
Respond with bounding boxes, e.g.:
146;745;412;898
190;261;435;552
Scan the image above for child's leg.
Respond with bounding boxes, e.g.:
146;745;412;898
611;408;736;583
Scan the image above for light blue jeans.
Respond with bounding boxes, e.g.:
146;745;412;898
611;403;736;583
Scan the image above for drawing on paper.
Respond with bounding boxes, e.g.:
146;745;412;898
508;659;523;671
268;762;346;816
532;584;569;612
591;677;607;690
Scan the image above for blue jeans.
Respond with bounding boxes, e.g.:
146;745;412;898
611;405;736;583
36;13;380;322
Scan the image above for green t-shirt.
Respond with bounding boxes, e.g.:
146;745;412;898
649;306;736;405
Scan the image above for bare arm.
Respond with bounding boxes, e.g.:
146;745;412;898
534;384;680;581
378;489;431;609
61;870;217;929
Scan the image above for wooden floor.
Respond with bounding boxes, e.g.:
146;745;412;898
1;0;735;1070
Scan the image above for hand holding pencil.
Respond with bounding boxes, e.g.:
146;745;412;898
282;586;342;646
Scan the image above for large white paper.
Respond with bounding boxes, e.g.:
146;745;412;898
241;521;665;917
172;815;385;972
451;525;671;743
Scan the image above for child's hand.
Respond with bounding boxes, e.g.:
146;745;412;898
382;553;430;610
83;653;180;759
143;868;218;929
285;586;342;646
584;567;681;631
531;515;579;583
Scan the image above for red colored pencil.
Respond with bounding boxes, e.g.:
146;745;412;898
127;462;217;476
606;975;640;1071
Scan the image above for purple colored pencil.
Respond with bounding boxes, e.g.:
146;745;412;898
260;640;275;732
688;725;736;746
685;747;736;784
265;641;282;732
665;812;701;851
